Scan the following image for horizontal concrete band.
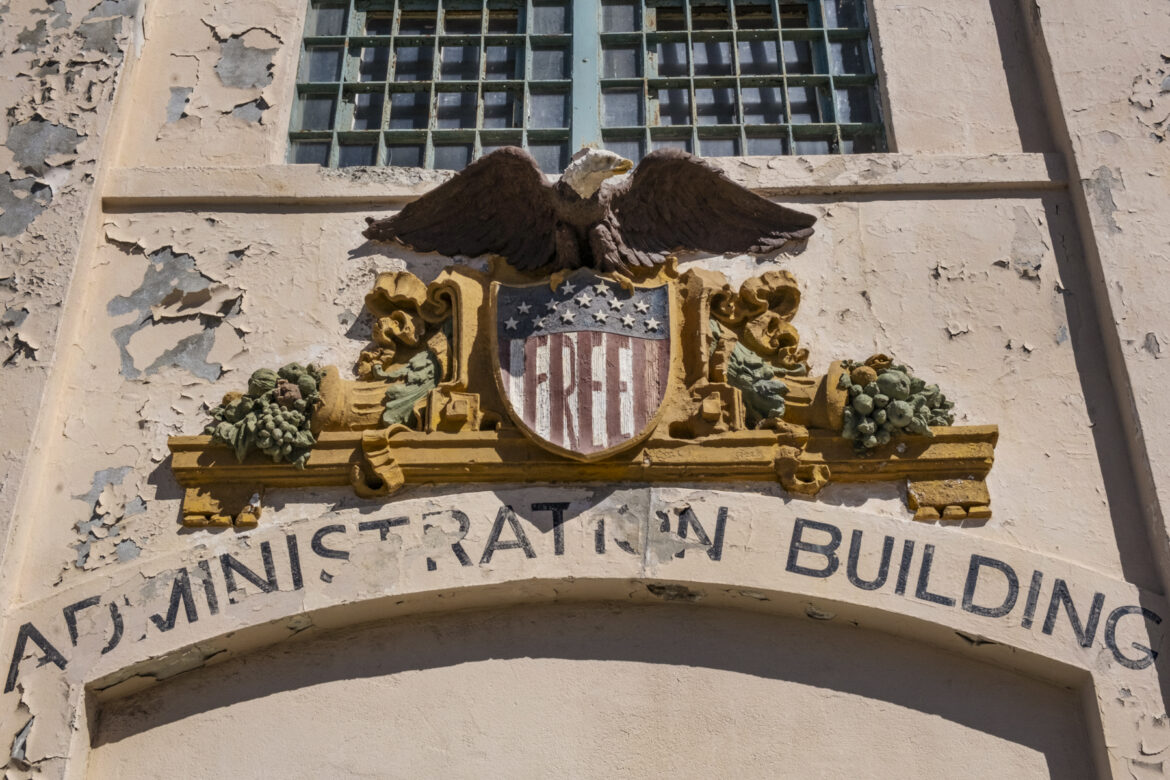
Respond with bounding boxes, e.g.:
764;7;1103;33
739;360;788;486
102;153;1069;209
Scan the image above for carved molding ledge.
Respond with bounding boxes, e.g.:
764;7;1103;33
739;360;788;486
169;425;997;527
105;153;1066;209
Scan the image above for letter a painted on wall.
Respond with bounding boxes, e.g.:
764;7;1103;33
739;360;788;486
491;270;673;461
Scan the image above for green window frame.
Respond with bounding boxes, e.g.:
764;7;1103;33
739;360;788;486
289;0;885;171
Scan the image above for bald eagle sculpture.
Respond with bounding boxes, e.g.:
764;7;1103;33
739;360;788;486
362;147;816;274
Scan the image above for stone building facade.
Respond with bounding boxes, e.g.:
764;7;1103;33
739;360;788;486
0;0;1168;776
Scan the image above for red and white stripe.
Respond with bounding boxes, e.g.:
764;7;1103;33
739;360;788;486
500;331;669;455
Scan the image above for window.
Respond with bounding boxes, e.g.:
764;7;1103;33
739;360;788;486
289;0;885;171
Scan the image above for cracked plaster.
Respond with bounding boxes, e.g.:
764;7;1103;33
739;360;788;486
0;0;1169;775
0;0;143;575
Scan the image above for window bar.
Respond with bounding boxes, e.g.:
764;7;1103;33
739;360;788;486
685;0;697;153
385;0;400;166
641;0;650;156
332;8;349;167
331;1;351;167
339;2;356;165
729;0;748;156
379;1;392;166
473;0;487;160
862;0;885;151
521;0;532;152
818;0;841;152
645;1;657;151
775;0;793;152
521;0;531;152
426;1;444;169
381;2;394;165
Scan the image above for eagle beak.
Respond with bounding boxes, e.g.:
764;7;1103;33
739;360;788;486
613;158;633;175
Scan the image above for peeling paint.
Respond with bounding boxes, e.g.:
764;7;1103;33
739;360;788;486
955;631;997;646
9;716;32;766
85;0;138;19
0;0;142;766
72;466;134;568
215;36;277;89
805;604;837;620
77;16;124;55
230;97;268;123
17;20;49;51
0;0;1166;773
645;583;704;601
1144;333;1163;359
3;335;37;367
115;539;141;562
1008;205;1046;280
5;119;83;176
43;0;72;27
138;328;221;380
1;307;29;329
1129;57;1170;143
165;87;193;123
1087;166;1123;234
107;246;241;381
0;175;53;237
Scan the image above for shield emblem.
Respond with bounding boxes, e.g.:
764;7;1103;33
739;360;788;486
492;270;673;461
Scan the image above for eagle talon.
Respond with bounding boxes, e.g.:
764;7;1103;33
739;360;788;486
608;271;636;293
548;269;573;292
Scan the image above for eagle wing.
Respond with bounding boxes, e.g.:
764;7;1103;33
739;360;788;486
363;147;559;271
603;149;817;269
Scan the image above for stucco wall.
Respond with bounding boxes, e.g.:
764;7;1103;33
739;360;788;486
89;603;1093;779
1;0;1168;776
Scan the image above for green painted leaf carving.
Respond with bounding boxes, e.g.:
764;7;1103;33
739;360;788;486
380;349;440;427
713;320;789;426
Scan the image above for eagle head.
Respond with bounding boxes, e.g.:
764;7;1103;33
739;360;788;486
561;148;633;199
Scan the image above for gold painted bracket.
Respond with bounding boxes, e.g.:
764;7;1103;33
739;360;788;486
169;425;997;526
179;484;263;528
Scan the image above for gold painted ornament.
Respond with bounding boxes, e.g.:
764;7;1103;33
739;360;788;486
170;260;996;527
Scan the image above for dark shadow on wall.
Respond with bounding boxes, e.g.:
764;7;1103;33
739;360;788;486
1040;193;1162;595
90;601;1093;778
988;0;1057;153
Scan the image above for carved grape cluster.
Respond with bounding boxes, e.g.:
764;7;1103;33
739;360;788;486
205;363;326;469
837;357;955;454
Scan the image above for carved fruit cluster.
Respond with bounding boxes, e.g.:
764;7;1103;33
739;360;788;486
205;363;326;469
837;357;955;454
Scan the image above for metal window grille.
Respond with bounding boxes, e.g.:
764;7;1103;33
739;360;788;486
289;0;885;170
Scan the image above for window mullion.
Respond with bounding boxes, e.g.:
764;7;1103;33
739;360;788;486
685;0;697;153
571;0;602;150
522;0;531;149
